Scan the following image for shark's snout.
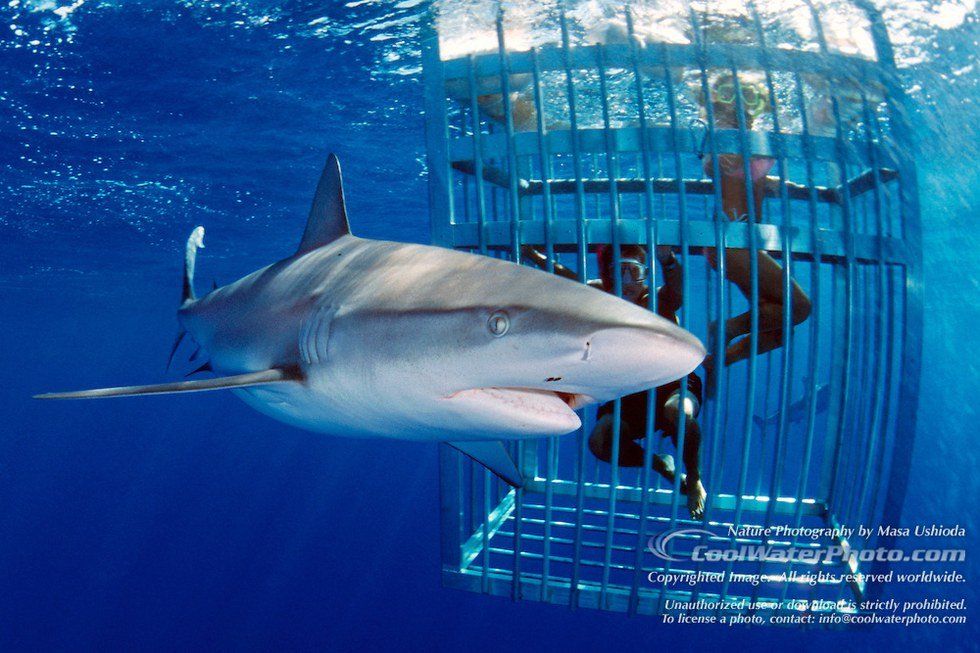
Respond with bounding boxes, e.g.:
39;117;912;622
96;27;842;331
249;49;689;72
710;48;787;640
585;320;705;391
542;306;706;402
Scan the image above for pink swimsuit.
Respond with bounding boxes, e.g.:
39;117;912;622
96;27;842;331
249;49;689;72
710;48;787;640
701;154;775;268
704;153;775;183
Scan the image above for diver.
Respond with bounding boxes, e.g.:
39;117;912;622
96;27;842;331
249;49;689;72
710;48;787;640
696;73;812;394
522;244;707;520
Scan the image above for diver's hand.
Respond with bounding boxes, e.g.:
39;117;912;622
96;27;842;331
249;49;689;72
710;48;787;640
655;245;678;267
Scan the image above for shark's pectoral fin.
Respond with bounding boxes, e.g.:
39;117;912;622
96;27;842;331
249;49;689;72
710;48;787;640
297;154;351;255
185;361;213;377
447;440;524;488
34;368;300;400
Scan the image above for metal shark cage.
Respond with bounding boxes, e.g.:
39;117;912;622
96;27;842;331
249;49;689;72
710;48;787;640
422;1;920;623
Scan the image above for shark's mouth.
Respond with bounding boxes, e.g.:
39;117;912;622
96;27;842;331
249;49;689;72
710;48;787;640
445;387;592;436
551;390;593;411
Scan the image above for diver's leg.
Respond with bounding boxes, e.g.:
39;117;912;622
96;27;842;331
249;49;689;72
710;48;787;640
704;302;776;398
705;173;753;355
723;250;811;328
717;297;785;349
752;251;812;326
588;414;647;467
652;453;677;485
679;417;706;520
705;314;784;397
706;249;811;382
663;392;707;520
710;169;812;347
589;413;677;481
718;326;788;366
705;248;762;358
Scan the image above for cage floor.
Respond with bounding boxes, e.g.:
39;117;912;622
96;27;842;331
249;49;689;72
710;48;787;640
446;483;866;620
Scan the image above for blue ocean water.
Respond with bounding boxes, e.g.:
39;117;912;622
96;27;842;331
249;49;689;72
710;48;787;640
1;1;977;650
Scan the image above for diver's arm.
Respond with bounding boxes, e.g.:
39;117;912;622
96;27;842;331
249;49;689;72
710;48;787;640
521;245;581;282
656;246;684;315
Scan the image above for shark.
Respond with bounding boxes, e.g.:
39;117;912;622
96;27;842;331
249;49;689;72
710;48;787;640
36;155;706;486
752;378;831;438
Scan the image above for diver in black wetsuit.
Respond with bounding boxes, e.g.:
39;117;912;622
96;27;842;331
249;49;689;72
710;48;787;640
522;243;706;519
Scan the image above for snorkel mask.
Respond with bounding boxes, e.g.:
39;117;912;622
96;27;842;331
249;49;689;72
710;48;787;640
618;258;648;290
597;246;649;299
709;74;770;119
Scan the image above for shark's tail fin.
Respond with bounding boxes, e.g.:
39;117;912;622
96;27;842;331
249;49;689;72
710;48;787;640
182;226;205;305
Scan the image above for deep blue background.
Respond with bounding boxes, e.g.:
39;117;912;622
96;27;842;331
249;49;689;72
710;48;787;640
1;2;977;651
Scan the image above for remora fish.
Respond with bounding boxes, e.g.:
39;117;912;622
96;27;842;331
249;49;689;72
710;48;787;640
36;155;705;486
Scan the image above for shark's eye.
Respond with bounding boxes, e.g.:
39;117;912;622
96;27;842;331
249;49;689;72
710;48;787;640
487;310;510;337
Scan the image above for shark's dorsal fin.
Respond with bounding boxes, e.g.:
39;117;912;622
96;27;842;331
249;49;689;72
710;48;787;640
34;368;299;400
297;154;351;255
447;441;524;488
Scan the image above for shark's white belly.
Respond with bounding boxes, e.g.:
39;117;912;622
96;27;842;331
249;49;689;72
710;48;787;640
229;382;451;442
231;383;378;439
231;381;577;443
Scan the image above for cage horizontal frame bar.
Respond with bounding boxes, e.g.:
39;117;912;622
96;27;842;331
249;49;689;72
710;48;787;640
490;527;829;558
524;478;826;517
448;126;898;169
450;219;911;266
452;161;897;205
478;542;843;581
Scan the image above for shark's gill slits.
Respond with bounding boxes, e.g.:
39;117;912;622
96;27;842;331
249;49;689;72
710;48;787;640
299;302;336;366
